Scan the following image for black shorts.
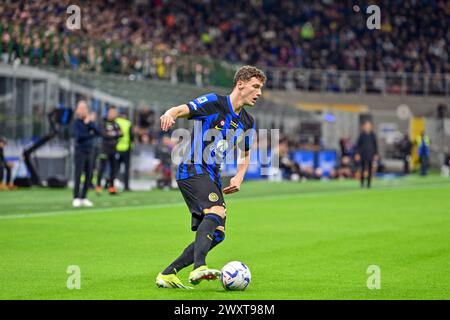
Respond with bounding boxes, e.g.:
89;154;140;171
177;174;226;231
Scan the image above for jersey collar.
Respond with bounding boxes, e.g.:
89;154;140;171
227;95;241;118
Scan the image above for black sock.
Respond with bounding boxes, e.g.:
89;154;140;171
162;242;195;275
194;214;222;269
162;228;225;275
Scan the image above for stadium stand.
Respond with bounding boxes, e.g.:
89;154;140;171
0;0;448;91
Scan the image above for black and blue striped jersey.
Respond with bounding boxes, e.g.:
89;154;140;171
176;93;256;186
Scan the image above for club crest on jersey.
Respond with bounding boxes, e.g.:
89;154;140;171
208;192;219;202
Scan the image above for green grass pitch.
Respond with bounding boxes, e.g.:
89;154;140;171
0;175;449;299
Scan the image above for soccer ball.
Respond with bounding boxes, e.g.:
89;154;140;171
220;261;251;291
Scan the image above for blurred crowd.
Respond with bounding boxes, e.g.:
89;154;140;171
1;0;448;84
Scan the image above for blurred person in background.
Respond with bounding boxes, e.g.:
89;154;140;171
399;134;412;174
441;151;450;178
337;155;354;179
416;131;430;176
89;111;99;189
96;106;122;195
355;121;379;188
339;137;354;158
115;111;133;191
0;136;16;191
278;138;302;181
155;134;175;190
72;101;100;207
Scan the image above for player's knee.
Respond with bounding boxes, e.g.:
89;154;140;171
204;205;225;218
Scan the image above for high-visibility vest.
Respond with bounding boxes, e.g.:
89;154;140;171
416;135;430;147
115;117;132;151
416;135;430;155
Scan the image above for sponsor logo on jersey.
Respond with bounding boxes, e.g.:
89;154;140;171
230;121;238;128
214;120;225;130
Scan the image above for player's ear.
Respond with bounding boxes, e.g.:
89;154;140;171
237;80;245;90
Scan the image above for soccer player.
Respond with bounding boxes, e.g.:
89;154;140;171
156;66;266;289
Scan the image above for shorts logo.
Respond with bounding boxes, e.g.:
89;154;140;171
208;192;219;202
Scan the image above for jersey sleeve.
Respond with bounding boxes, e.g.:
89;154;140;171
187;93;220;119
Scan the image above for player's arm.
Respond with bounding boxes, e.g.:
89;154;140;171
223;149;251;195
160;104;190;132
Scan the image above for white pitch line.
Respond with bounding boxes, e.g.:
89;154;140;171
0;182;448;221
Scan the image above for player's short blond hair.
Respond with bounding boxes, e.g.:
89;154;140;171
233;66;266;86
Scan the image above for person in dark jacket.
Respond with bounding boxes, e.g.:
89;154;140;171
399;134;412;174
355;120;379;188
96;106;122;195
72;100;100;207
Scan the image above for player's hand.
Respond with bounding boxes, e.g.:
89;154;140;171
83;116;91;124
160;114;175;132
222;176;243;194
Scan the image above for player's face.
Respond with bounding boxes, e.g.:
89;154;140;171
362;122;372;133
239;77;263;106
76;102;88;118
108;108;117;120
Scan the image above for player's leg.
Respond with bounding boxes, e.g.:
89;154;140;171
73;151;83;200
188;206;225;285
123;151;131;191
5;164;15;190
108;153;117;194
161;225;225;276
193;206;225;269
360;159;366;187
367;158;373;188
6;165;11;184
96;155;107;193
81;153;93;201
0;165;5;190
